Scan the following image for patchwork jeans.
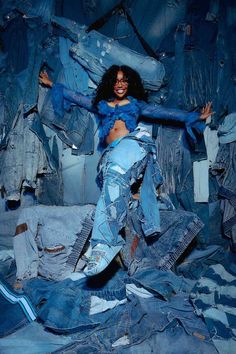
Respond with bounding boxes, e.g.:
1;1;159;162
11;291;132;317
90;128;162;248
91;137;146;248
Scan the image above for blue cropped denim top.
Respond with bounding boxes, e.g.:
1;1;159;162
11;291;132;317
51;83;205;146
97;97;139;142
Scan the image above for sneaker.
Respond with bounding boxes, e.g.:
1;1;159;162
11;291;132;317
84;243;122;276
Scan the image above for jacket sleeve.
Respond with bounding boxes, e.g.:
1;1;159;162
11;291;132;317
51;83;97;117
138;101;205;144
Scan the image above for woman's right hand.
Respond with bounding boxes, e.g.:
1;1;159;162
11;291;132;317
39;71;53;88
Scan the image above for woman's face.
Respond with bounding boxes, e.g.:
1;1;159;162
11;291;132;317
113;70;128;99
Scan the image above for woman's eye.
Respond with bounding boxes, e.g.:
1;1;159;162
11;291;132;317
115;79;128;85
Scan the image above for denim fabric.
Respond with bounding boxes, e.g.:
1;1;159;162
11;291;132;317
91;127;162;248
55;36;94;152
1;13;28;74
20;18;46;116
137;294;212;340
58;37;88;92
0;73;23;149
53;326;217;354
190;253;236;354
208;200;228;247
164;22;185;109
206;0;220;22
60;146;101;206
0;92;5;145
51;15;85;43
127;268;195;300
114;325;218;354
0;291;29;338
13;205;95;281
31;89;65;206
176;245;226;280
0;279;37;338
52;293;217;354
218;112;236;144
70;295;150;351
15;0;55;24
69;28;165;91
162;16;214;114
30;111;59;171
211;142;236;247
210;4;236;127
0;254;14;279
0;51;7;71
51;299;133;352
3;15;46;117
122;209;204;275
155;125;209;246
22;268;127;333
39;49;95;153
156;125;195;199
1;12;52;138
0;110;48;201
0;321;72;354
36;170;64;206
138;101;204;145
22;278;98;333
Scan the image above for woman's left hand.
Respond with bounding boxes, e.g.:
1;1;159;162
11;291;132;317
200;102;214;120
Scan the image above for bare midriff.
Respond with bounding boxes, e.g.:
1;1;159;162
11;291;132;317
105;119;130;145
105;99;131;144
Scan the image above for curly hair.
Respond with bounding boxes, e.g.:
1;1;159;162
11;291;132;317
93;65;147;107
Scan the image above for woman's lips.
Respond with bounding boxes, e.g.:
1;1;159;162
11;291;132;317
116;89;125;94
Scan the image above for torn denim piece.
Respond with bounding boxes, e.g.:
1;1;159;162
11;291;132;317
13;205;95;281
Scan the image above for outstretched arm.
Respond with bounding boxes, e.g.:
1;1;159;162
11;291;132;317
139;101;213;143
39;71;96;114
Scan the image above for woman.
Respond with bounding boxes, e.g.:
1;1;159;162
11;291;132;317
39;65;212;276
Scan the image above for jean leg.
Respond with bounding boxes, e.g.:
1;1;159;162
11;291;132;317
91;139;146;248
70;30;165;90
